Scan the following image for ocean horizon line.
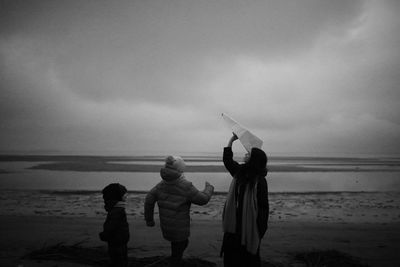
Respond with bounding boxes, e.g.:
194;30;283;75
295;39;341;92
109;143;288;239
1;189;398;195
1;154;400;161
1;150;400;159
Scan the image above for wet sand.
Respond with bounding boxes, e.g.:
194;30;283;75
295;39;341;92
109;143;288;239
1;191;399;224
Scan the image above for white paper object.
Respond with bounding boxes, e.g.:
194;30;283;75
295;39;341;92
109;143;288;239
221;113;263;152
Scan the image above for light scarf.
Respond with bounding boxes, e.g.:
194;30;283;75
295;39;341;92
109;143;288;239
222;178;260;254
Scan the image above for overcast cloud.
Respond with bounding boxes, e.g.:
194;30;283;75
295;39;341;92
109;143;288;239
1;0;399;156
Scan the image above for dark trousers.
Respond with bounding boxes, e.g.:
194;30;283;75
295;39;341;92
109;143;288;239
170;239;189;266
108;244;128;267
221;233;261;267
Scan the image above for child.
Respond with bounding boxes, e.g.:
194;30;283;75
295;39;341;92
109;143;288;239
99;183;130;267
145;156;214;266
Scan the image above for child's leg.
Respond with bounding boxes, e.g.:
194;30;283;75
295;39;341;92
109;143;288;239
170;239;189;266
108;244;128;267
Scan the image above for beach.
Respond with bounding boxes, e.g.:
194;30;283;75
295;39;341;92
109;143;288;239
0;190;400;266
0;156;400;266
1;215;399;267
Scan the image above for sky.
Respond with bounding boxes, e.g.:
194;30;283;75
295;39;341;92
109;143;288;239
0;0;399;156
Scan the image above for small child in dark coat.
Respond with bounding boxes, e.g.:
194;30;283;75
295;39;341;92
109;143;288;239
99;183;130;267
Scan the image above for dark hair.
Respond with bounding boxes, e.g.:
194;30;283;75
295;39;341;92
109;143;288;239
102;183;127;201
237;148;268;186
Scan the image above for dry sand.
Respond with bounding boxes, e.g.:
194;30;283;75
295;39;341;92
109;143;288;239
0;216;399;267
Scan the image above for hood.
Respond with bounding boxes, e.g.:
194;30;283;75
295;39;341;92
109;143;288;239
160;167;182;182
102;183;128;201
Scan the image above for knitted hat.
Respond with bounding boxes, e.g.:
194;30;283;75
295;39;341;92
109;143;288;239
102;183;128;201
164;155;186;173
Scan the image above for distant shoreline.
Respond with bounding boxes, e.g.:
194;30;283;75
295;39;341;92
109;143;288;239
28;189;400;195
1;154;400;173
2;154;400;161
27;162;400;173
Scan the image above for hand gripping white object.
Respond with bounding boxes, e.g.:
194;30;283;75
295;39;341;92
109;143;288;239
221;113;263;153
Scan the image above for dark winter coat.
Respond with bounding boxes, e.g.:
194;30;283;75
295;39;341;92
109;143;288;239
223;147;269;239
99;203;130;247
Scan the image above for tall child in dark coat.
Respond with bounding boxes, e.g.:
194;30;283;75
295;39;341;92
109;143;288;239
100;183;130;267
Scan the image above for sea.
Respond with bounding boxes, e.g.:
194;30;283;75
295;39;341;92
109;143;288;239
0;154;399;223
1;154;400;192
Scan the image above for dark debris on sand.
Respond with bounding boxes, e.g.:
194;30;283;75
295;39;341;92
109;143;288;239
23;242;107;266
294;250;370;267
23;242;216;267
131;256;216;267
23;242;370;267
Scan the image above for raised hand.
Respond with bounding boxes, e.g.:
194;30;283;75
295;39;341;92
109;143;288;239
205;181;214;191
228;133;238;147
231;133;238;141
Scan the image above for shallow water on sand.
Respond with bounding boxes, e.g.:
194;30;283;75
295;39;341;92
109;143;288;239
0;166;399;192
1;158;399;223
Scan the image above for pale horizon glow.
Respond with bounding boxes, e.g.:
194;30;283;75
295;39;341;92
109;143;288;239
1;0;399;156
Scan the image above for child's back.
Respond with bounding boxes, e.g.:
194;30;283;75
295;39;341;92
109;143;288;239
144;156;214;264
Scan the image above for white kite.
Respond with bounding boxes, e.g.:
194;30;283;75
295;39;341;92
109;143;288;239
221;113;263;153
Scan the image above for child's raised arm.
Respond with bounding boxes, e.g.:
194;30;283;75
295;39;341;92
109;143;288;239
188;181;214;205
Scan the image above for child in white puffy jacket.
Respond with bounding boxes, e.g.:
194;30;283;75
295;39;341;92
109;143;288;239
144;155;214;266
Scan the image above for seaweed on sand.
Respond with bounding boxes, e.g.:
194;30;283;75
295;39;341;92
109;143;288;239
23;241;107;266
23;241;216;267
24;243;369;267
294;249;370;267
